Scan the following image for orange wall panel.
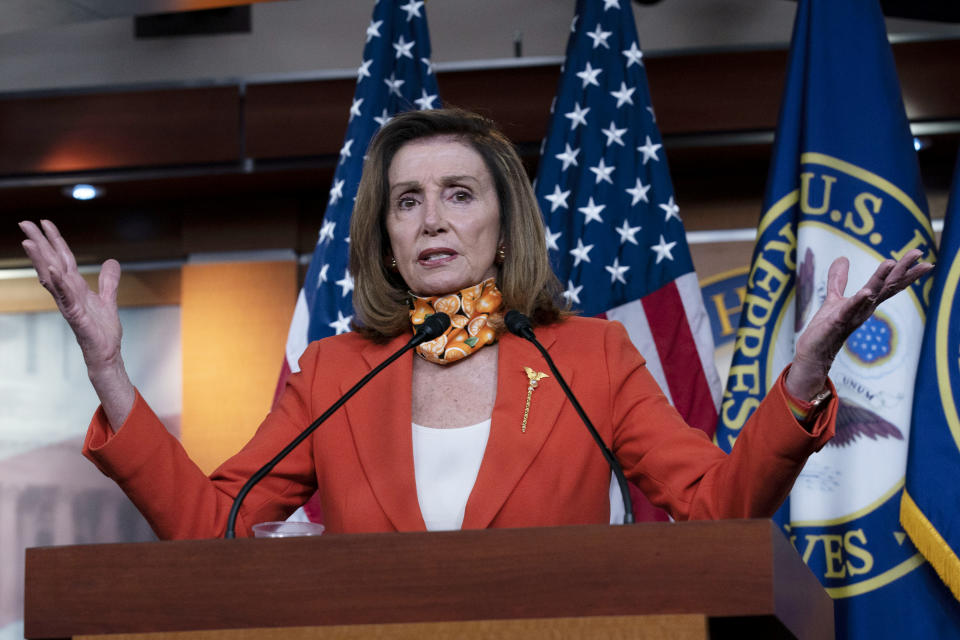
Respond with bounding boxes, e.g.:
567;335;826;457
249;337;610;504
180;260;297;474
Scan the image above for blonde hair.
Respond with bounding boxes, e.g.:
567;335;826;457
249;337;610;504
350;108;565;340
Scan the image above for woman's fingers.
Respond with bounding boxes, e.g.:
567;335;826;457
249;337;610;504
20;221;64;286
42;219;79;273
879;251;933;301
20;220;94;317
45;265;74;312
859;259;896;302
832;250;933;333
824;256;851;300
20;238;47;283
19;222;59;282
98;259;121;306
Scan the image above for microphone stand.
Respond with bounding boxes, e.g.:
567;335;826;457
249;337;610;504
505;310;635;524
225;313;450;538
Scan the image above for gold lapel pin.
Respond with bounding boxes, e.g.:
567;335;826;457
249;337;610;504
521;366;550;433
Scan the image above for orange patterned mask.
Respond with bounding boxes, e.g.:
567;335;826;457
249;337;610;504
409;278;504;364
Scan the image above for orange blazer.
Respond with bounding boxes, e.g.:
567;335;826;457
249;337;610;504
84;317;835;539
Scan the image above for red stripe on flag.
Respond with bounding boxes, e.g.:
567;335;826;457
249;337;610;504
641;282;718;435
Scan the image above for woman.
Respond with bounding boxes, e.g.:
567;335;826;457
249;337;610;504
19;109;931;538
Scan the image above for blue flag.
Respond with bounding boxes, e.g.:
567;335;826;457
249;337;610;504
902;153;960;606
714;0;960;636
281;0;440;380
534;0;720;466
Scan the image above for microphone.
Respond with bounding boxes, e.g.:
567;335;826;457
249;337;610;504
504;310;635;525
225;312;451;538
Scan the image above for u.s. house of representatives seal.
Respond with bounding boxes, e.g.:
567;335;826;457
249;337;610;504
724;152;935;598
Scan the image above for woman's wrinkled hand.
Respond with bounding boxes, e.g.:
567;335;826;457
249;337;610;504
19;219;124;372
785;249;933;401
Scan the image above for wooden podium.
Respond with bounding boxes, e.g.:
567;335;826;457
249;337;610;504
24;520;833;640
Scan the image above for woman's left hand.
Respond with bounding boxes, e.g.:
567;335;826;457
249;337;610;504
785;249;934;401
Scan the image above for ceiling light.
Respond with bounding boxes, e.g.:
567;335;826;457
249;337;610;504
65;184;103;200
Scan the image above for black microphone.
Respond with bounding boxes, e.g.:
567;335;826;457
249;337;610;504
505;310;635;525
225;312;451;538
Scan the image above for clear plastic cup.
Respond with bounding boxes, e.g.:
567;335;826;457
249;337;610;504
251;521;326;538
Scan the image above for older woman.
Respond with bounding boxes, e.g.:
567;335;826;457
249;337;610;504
19;109;930;538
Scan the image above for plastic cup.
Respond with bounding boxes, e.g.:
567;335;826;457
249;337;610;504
251;521;326;538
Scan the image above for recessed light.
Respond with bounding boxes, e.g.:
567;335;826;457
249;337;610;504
64;184;103;200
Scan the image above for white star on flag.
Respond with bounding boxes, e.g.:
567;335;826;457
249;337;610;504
610;81;635;108
589;158;616;184
400;0;424;21
659;196;681;222
563;280;584;304
329;179;345;204
622;41;643;67
586;24;612;49
393;35;415;59
601;121;627;147
576;62;603;88
545;227;562;251
637;135;662;164
626;177;651;205
565;102;590;130
414;89;438;109
569;238;594;266
319;220;336;243
420;57;433;74
615;219;642;245
651;234;677;263
339;139;353;164
578;197;605;224
374;109;392;128
555;143;580;170
336;270;354;297
349;98;363;121
316;263;329;286
384;73;405;97
605;257;630;284
365;19;383;43
544;185;571;212
603;0;621;9
329;311;353;335
357;59;372;82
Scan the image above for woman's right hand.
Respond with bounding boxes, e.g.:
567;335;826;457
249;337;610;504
20;219;123;367
20;219;135;429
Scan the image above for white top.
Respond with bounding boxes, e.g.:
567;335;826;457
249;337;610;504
412;419;491;531
286;420;624;528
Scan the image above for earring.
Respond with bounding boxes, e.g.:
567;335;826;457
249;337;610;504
385;255;398;271
496;245;506;265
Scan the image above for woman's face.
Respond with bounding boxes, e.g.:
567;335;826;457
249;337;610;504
385;136;501;297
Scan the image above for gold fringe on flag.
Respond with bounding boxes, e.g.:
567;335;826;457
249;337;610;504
901;489;960;602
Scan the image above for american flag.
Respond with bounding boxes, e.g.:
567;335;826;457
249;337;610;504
276;0;439;522
535;0;721;517
277;0;440;400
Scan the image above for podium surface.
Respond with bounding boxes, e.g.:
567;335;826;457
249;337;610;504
25;520;833;639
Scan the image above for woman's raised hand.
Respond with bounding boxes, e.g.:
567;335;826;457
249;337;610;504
785;249;934;401
19;220;135;428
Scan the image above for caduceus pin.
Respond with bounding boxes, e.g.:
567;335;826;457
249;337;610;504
521;366;550;433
